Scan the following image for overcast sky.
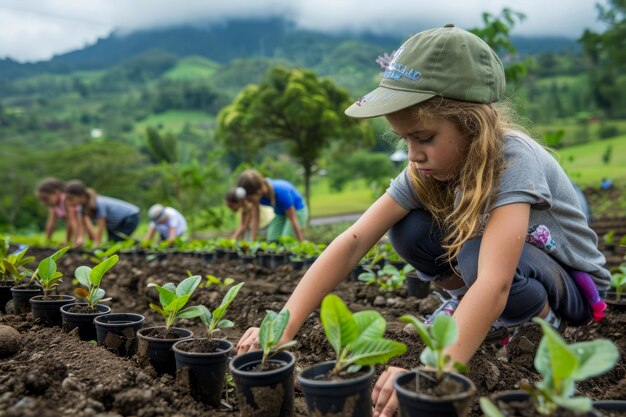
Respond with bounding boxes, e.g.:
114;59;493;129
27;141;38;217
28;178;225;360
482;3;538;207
0;0;608;62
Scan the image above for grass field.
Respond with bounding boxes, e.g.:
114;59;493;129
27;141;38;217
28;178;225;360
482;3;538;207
134;110;213;133
309;179;376;217
162;56;220;80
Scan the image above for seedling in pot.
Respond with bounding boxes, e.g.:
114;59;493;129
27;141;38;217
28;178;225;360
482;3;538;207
358;263;414;292
30;246;70;298
480;317;620;416
74;254;119;309
258;309;297;369
148;275;204;330
400;314;468;380
2;246;36;286
197;282;244;339
610;264;626;300
321;294;407;376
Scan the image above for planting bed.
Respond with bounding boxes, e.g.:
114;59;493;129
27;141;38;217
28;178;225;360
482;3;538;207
0;246;625;417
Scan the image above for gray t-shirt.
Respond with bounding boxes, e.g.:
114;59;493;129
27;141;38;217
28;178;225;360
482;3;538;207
386;131;610;290
95;196;140;230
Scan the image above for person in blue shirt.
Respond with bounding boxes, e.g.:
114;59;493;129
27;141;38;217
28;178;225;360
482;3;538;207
236;169;308;241
65;180;140;246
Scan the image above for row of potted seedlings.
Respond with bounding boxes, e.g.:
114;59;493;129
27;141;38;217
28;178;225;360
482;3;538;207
3;241;625;416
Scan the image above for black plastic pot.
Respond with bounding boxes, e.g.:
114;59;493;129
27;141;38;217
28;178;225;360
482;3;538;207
215;249;226;259
394;370;475;417
594;400;626;415
289;259;304;270
225;250;239;260
0;284;12;313
351;264;367;281
10;286;43;314
259;253;272;268
491;391;601;417
299;361;374;417
94;313;145;357
203;252;215;263
30;295;76;326
303;256;318;268
173;338;233;407
60;303;111;341
137;326;193;376
229;350;295;417
270;253;288;268
240;255;256;265
406;272;431;299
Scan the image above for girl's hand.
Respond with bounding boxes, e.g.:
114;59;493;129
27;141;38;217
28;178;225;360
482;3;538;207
236;327;261;355
372;366;408;417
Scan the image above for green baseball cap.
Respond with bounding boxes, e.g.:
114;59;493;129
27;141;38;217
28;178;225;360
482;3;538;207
345;24;505;119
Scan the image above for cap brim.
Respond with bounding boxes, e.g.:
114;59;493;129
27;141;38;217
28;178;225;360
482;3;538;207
345;87;435;119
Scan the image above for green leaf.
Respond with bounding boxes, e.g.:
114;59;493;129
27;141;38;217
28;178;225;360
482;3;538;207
92;288;105;304
38;257;57;283
479;398;506;417
164;294;190;313
213;282;244;322
431;314;458;349
357;272;376;282
149;303;166;316
399;315;434;350
89;255;119;286
218;319;235;329
348;338;407;366
353;310;386;341
534;318;578;383
176;275;201;297
3;259;18;276
320;294;358;356
259;310;278;351
206;275;220;285
74;266;92;288
197;305;212;326
223;277;235;287
50;246;70;262
569;339;619;381
270;309;290;346
176;305;205;319
148;283;176;308
552;395;592;414
420;348;437;368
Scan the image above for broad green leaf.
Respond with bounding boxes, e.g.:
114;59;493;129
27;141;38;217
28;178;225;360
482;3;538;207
353;310;386;341
357;272;376;282
420;348;437;368
569;339;619;381
259;310;278;351
480;398;506;417
50;246;70;262
163;282;177;293
218;319;234;329
164;294;190;313
149;303;165;316
223;278;235;286
348;338;407;366
3;259;18;276
38;257;57;282
176;305;205;319
197;305;212;326
92;288;105;304
535;319;578;384
273;340;297;353
90;255;119;286
270;309;290;347
400;315;434;350
431;314;458;349
148;283;177;307
552;395;592;413
74;266;92;288
176;275;201;297
213;282;244;321
320;294;358;356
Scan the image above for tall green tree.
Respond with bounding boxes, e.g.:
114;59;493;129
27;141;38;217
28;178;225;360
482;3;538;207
580;0;626;117
216;66;370;207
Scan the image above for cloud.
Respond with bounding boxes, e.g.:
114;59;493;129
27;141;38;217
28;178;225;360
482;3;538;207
0;0;607;62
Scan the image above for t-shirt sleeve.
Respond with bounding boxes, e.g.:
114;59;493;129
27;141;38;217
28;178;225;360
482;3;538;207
386;168;422;211
95;202;106;219
275;188;295;211
491;139;552;211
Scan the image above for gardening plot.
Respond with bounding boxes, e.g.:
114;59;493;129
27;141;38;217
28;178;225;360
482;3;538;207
0;247;625;417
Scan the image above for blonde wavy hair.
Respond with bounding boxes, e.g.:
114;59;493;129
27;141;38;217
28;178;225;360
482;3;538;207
404;97;525;263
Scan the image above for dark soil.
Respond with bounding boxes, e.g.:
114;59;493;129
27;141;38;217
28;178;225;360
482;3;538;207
0;241;625;417
65;304;100;314
140;327;186;340
175;338;220;354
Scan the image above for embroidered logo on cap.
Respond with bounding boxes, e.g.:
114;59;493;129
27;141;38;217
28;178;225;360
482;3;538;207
382;47;422;81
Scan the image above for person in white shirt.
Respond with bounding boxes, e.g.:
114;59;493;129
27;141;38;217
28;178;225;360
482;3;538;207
144;204;187;244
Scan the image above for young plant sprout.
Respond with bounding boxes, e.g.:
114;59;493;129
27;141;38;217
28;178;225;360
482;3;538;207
197;282;244;339
321;294;407;375
89;243;121;264
2;245;35;286
74;254;119;308
258;309;297;368
610;264;626;300
205;274;235;288
148;275;204;330
400;314;468;380
480;317;619;417
31;246;70;298
358;263;415;291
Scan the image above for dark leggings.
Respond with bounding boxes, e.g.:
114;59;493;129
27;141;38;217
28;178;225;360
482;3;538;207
107;213;139;242
388;209;591;326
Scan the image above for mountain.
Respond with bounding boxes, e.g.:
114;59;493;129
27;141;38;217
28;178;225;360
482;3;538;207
0;17;580;81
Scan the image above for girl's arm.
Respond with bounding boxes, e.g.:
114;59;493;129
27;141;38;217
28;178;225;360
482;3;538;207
44;208;57;241
144;226;156;242
447;202;530;364
249;204;260;240
91;217;106;247
231;210;251;240
284;206;304;241
167;226;177;244
64;204;79;245
82;215;96;242
236;193;409;353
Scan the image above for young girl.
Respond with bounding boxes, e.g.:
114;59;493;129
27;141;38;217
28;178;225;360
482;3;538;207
35;178;83;246
225;188;276;240
236;25;609;417
236;169;308;242
143;204;188;244
65;180;140;246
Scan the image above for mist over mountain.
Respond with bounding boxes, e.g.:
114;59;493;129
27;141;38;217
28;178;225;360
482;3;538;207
0;17;579;80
